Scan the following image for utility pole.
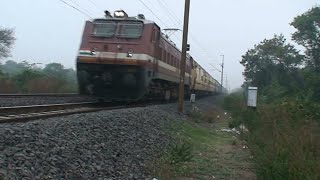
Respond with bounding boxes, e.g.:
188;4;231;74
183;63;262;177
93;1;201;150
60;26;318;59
225;75;229;93
220;55;224;93
178;0;191;113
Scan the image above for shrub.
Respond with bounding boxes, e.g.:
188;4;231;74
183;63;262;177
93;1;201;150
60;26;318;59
225;93;320;179
147;140;193;179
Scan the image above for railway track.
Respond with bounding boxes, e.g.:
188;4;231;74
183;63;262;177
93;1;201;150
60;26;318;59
0;93;79;97
0;101;142;124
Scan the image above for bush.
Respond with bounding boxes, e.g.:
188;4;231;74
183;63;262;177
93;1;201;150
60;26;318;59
167;141;193;165
225;93;320;179
0;61;78;93
147;140;193;179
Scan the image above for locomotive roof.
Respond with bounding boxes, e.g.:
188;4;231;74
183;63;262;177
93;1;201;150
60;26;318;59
92;17;154;24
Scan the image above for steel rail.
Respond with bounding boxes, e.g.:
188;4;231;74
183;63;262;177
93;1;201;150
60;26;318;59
0;102;147;124
0;93;79;97
0;102;97;116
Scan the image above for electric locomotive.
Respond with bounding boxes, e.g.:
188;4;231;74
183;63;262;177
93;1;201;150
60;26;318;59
77;10;219;101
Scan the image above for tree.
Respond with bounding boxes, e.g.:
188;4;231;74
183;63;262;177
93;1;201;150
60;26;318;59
43;63;66;79
0;28;15;59
0;60;29;75
240;35;304;90
291;6;320;69
12;69;45;92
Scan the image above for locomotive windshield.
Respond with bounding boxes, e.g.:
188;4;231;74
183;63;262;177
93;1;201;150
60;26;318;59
92;21;116;37
117;22;143;38
92;20;143;38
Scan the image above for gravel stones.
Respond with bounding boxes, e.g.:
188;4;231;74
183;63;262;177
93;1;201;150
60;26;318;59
0;96;96;107
0;96;220;179
0;104;185;179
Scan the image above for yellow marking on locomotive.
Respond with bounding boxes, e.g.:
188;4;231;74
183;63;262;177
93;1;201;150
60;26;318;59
78;57;97;63
126;69;137;73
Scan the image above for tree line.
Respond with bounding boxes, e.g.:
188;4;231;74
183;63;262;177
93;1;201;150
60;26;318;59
225;6;320;179
0;27;77;93
241;6;320;102
0;60;77;93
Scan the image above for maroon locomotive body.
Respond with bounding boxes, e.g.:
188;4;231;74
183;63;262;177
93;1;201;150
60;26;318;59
77;10;218;101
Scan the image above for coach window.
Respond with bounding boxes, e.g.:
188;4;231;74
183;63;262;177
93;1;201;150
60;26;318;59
161;49;164;62
175;58;178;67
152;28;159;43
172;57;175;67
170;55;174;66
173;57;175;67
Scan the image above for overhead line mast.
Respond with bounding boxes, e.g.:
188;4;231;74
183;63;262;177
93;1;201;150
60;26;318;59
178;0;191;113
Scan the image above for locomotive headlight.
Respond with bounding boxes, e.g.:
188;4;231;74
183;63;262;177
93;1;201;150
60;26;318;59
115;11;124;17
114;10;128;18
127;49;133;57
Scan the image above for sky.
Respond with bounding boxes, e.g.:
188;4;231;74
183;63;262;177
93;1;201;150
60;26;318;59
0;0;318;90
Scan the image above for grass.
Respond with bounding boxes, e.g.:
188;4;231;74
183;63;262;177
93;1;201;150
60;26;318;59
148;107;256;180
223;92;320;180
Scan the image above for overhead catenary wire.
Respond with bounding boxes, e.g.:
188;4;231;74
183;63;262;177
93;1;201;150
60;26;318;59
156;0;222;80
68;0;95;17
140;0;211;69
161;0;183;25
60;0;214;70
141;0;211;76
57;0;92;18
86;0;105;13
138;0;168;28
155;0;217;66
138;0;182;46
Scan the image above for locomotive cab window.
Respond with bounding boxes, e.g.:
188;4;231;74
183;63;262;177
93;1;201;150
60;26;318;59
117;21;143;38
92;21;117;37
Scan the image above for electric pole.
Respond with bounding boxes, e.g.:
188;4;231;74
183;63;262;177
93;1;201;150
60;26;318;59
220;55;224;93
178;0;191;113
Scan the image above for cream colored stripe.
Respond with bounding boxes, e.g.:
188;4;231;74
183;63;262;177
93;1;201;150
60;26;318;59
78;52;191;77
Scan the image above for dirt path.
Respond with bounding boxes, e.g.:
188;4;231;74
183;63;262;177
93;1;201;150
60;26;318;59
181;96;256;179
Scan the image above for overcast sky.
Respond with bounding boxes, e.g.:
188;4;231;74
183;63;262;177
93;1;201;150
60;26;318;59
1;0;318;89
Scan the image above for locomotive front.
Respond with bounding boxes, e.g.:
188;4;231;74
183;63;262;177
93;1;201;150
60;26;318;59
77;10;154;101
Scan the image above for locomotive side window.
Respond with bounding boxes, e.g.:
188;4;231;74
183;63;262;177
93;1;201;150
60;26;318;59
92;22;116;37
117;21;143;38
152;28;159;43
175;58;178;67
161;49;165;62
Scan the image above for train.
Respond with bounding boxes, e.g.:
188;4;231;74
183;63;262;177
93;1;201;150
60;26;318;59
76;10;221;101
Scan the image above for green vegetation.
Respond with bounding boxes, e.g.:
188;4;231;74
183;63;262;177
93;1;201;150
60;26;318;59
0;27;77;93
224;93;320;179
0;60;78;93
149;110;255;179
0;28;15;59
225;6;320;180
